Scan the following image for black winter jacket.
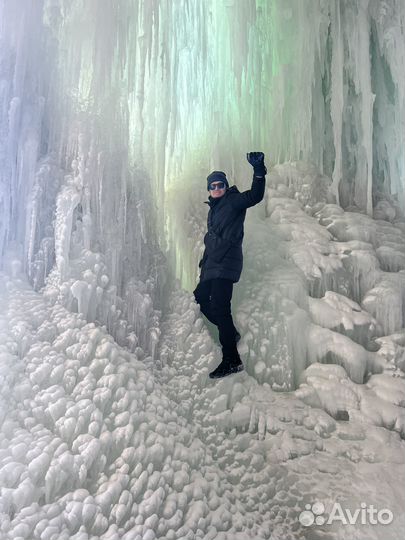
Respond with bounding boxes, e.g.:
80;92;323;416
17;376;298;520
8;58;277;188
199;174;266;283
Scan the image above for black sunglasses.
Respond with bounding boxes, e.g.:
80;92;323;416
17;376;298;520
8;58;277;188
209;181;225;190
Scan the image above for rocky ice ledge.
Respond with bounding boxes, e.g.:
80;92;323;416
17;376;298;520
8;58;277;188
235;162;405;392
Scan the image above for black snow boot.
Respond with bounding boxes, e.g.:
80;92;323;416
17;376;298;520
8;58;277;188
209;345;244;379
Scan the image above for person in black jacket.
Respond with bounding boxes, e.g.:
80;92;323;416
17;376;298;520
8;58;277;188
193;152;267;378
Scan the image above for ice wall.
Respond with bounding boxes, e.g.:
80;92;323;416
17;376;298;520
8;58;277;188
0;0;404;308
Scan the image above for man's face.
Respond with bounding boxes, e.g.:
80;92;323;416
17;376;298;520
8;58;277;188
209;181;226;198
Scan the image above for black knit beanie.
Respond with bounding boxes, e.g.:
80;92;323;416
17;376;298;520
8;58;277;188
207;171;229;191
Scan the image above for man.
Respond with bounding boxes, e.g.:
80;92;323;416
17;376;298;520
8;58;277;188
193;152;267;378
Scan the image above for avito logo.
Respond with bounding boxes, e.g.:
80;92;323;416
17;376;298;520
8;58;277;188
299;501;393;526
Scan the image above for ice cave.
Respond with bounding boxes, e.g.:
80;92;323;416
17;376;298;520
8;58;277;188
0;0;405;539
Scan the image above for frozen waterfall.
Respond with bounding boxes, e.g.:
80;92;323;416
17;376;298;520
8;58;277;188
0;1;405;539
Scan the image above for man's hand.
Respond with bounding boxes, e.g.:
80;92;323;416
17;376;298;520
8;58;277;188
247;152;267;176
247;152;265;167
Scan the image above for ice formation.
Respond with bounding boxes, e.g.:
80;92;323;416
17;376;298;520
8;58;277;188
0;1;405;539
1;262;405;539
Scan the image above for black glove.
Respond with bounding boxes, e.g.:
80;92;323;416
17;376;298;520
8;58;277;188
247;151;267;176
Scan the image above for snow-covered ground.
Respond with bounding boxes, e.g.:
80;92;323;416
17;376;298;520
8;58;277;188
1;164;405;539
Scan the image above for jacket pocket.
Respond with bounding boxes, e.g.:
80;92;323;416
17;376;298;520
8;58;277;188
204;232;234;263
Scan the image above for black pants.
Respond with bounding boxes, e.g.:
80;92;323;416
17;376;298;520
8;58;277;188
193;278;238;352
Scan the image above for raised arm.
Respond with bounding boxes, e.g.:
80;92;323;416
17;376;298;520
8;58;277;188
230;152;267;210
230;174;266;210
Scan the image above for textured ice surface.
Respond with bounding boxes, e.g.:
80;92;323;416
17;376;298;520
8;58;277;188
1;270;405;540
